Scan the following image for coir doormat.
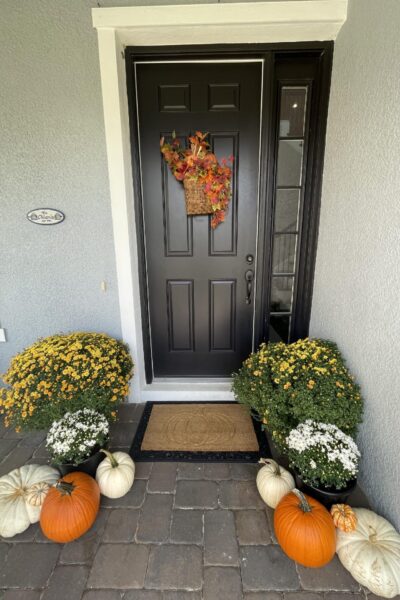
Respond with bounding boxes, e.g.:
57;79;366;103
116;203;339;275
129;401;270;462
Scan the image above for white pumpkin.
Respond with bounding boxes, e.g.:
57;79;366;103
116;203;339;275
336;508;400;598
26;481;51;507
256;458;295;509
0;464;59;538
96;450;135;498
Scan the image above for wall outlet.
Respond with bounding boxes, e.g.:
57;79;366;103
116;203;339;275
0;328;6;343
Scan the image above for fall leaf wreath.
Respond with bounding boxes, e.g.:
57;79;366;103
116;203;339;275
160;131;233;228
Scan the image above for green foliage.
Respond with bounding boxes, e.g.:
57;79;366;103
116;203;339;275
1;332;134;431
232;338;363;451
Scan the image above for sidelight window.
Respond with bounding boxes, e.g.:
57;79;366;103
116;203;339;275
269;86;309;343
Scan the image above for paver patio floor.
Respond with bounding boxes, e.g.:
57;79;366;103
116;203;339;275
0;404;393;599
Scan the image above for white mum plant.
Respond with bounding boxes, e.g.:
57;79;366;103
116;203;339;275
286;420;360;490
46;408;109;465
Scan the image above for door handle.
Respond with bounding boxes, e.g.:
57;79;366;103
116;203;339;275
245;269;254;305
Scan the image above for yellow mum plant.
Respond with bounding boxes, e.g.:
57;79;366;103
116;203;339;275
0;332;133;431
232;338;363;451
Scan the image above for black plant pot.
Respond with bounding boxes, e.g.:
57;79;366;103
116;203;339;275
264;431;290;469
56;447;105;479
295;473;357;508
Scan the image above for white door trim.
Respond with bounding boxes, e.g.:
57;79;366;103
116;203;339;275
92;2;347;403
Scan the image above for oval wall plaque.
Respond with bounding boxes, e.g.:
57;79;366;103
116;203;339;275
27;208;65;225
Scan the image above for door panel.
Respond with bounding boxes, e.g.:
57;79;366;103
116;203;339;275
162;161;193;256
166;280;194;352
208;133;239;255
135;62;262;377
210;280;236;351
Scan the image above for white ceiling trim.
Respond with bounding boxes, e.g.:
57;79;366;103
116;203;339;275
93;1;348;45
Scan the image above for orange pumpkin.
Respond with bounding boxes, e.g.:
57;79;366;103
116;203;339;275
274;489;336;568
330;503;357;533
40;472;100;543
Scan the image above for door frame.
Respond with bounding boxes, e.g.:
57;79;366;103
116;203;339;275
126;44;333;387
92;4;341;403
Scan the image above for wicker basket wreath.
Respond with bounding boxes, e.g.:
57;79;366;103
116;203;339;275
183;178;213;215
160;131;233;228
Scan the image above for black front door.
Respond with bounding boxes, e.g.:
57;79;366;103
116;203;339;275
127;46;333;380
135;62;262;377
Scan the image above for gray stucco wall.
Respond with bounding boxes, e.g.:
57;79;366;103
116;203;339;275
310;0;400;528
0;1;122;372
0;0;254;372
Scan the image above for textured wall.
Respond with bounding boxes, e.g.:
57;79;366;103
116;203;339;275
0;1;124;372
0;0;267;372
310;0;400;528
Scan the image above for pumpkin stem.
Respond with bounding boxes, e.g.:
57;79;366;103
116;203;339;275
258;458;281;475
101;449;119;469
292;488;312;513
55;480;76;496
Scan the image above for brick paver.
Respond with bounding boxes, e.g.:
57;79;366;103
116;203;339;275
243;593;282;600
235;510;271;545
3;591;43;600
170;510;203;544
148;462;178;493
204;510;239;566
87;544;150;589
175;480;218;509
230;463;259;480
240;546;299;592
145;545;203;590
163;593;202;600
219;480;265;509
284;593;326;600
136;494;173;542
323;594;365;600
0;544;60;588
203;566;242;600
134;461;153;479
103;508;139;542
0;405;385;600
59;536;98;565
110;422;138;448
177;462;204;480
203;463;231;480
82;592;121;600
297;556;360;591
0;446;36;477
42;565;90;600
123;592;162;599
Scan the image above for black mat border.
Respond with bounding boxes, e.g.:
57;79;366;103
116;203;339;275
129;401;271;462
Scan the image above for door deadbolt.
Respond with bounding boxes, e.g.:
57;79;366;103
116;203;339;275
246;254;254;264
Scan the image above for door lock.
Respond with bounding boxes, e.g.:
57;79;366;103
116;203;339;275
245;269;254;305
246;254;254;264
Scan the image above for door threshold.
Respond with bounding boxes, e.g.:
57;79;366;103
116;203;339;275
153;377;232;385
139;378;234;403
